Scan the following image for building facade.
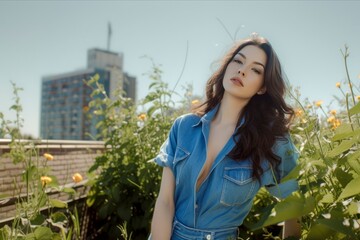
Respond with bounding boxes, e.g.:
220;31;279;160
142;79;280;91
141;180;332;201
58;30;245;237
40;49;136;140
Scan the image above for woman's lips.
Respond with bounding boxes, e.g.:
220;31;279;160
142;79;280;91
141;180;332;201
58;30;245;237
230;77;244;87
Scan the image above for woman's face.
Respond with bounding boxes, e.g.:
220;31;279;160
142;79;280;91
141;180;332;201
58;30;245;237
223;45;267;101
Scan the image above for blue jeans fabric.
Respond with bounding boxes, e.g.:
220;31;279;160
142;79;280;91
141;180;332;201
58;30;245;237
171;219;238;240
148;219;238;240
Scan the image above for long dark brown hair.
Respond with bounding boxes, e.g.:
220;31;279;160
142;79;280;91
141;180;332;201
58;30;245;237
193;36;294;182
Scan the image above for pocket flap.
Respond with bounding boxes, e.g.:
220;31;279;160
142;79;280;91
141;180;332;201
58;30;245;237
173;147;190;164
224;167;253;185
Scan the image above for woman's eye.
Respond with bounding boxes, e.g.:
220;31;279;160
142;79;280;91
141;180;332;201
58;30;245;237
233;59;243;64
252;68;262;74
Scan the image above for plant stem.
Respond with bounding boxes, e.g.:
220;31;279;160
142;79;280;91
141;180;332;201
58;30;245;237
342;46;356;106
342;46;360;128
345;93;355;132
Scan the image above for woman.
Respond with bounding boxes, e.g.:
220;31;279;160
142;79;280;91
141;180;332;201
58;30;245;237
150;34;300;240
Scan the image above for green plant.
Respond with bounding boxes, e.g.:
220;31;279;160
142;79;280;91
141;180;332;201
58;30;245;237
85;62;192;239
0;82;81;240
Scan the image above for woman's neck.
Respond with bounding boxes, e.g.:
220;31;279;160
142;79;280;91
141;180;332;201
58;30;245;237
213;94;248;126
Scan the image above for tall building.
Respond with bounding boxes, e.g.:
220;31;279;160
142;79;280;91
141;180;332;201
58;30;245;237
40;48;136;140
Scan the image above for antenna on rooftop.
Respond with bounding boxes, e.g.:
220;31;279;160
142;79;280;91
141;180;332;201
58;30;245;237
107;22;112;51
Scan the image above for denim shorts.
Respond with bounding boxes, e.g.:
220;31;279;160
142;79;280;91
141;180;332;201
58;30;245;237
171;219;238;240
148;219;238;240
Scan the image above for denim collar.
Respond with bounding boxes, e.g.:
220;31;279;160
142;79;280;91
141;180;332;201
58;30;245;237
191;104;220;128
192;103;244;131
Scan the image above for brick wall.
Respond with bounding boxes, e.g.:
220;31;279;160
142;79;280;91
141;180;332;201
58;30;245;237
0;139;104;222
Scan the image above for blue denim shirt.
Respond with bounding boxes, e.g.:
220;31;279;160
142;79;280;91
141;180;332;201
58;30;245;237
153;105;299;230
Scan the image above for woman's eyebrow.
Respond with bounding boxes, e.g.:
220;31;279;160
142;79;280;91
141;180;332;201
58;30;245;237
237;52;265;69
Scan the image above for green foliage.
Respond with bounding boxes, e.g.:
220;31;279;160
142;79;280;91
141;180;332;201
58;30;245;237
86;64;192;239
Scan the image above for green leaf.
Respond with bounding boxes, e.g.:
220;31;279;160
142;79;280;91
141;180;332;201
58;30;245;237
22;165;37;182
307;223;334;239
49;199;68;208
147;105;158;118
327;139;357;157
320;192;334;204
337;176;360;201
148;81;160;89
62;187;76;195
98;202;110;219
52;234;62;240
346;151;360;175
0;225;12;240
143;92;158;104
66;228;73;240
87;74;100;85
34;226;54;240
332;128;360;141
347;201;359;215
317;219;355;237
250;192;314;230
349;102;360;116
111;186;120;203
334;167;353;188
30;214;46;226
24;227;54;240
51;212;67;223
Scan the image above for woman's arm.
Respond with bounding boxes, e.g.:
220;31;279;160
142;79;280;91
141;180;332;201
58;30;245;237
150;167;175;240
283;218;301;239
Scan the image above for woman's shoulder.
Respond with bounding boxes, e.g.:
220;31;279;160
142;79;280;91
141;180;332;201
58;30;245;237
175;112;202;127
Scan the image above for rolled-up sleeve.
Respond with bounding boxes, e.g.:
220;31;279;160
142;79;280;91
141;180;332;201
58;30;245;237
266;134;299;199
152;118;180;172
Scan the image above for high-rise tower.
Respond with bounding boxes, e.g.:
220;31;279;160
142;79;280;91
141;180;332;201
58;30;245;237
40;48;136;140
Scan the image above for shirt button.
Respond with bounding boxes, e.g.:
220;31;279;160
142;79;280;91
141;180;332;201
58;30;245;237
206;234;212;240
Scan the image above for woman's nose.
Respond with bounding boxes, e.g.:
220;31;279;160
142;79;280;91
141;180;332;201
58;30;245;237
238;69;245;77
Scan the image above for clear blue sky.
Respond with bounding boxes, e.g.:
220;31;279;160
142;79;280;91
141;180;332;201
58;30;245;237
1;0;360;138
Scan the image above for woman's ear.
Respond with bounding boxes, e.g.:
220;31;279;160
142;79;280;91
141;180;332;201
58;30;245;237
257;86;267;95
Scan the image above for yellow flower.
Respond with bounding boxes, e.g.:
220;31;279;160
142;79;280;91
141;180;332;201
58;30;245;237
336;82;341;88
72;173;83;183
43;153;54;161
327;116;336;123
329;110;337;115
191;99;200;105
315;100;323;107
295;109;303;117
357;96;360;101
332;119;341;130
41;176;52;186
138;113;146;121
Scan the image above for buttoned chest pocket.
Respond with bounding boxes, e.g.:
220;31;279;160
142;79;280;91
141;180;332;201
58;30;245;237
173;147;190;185
220;167;256;206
